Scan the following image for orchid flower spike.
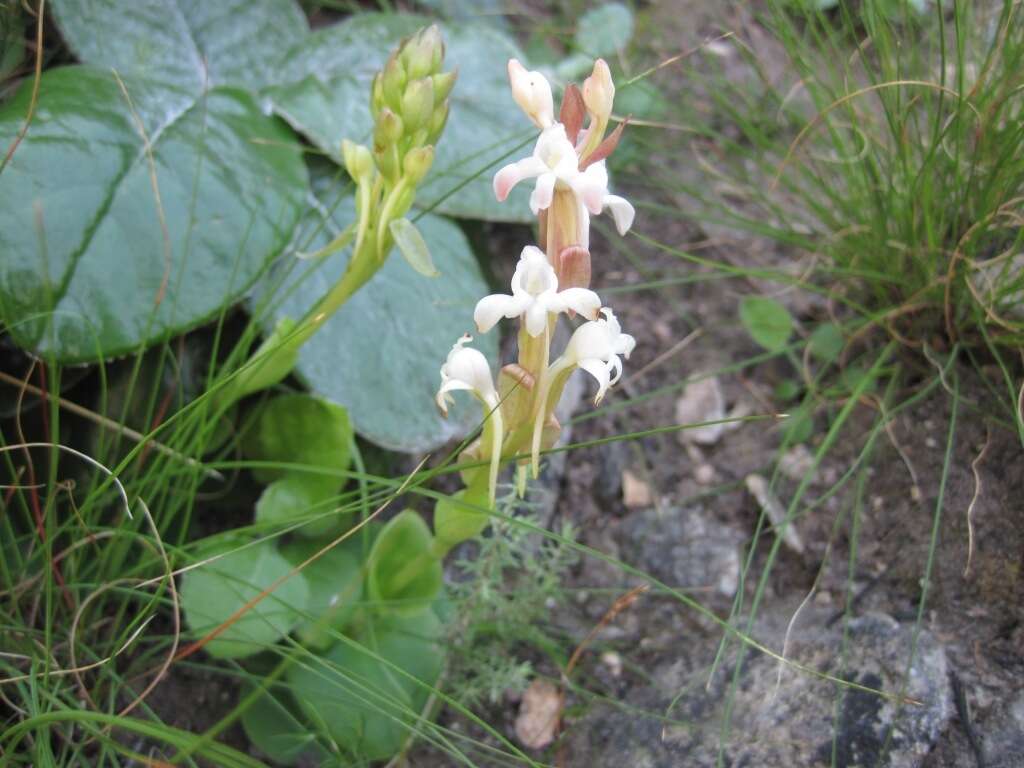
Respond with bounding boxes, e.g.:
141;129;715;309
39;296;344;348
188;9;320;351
530;308;635;475
507;59;554;129
436;335;504;504
474;245;601;337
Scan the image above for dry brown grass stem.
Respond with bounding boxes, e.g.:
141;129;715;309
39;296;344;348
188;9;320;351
963;428;991;579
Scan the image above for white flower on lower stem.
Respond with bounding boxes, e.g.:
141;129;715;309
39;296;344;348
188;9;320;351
530;307;635;475
561;307;636;404
473;245;601;337
493;127;635;245
436;335;504;504
436;334;499;415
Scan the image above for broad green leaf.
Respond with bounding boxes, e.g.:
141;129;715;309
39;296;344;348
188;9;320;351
255;475;348;538
180;537;309;659
575;3;635;56
0;66;307;362
433;487;491;552
240;684;330;766
50;0;309;92
808;322;845;363
366;511;442;616
265;13;535;222
739;296;794;353
246;393;354;485
255;165;497;452
390;218;440;277
281;536;364;647
287;610;443;761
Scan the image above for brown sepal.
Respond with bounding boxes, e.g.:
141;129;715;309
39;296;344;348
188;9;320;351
500;363;536;392
556;245;592;292
559;84;586;145
579;116;630;170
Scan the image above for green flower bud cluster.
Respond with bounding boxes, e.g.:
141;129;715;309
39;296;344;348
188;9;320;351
342;25;456;270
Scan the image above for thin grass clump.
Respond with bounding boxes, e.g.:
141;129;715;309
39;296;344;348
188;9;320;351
678;0;1024;354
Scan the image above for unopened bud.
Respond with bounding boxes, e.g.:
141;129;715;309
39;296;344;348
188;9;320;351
507;58;554;129
341;140;374;183
431;70;457;102
426;100;450;145
374;108;404;148
402;24;443;80
402;145;435;184
370;72;385;118
374;143;400;183
401;77;435;133
381;54;406;113
582;59;615;124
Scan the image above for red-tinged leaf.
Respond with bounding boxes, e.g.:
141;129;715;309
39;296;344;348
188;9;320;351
579;116;629;170
556;245;592;292
559;83;585;145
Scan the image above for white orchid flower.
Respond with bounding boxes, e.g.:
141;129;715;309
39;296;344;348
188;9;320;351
493;127;635;245
530;308;635;474
436;335;504;504
575;160;635;240
493;123;579;215
436;334;499;415
559;307;636;405
473;246;601;337
507;59;554;129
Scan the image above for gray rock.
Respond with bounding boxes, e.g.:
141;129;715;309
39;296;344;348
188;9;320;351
984;689;1024;768
619;506;743;597
566;612;952;767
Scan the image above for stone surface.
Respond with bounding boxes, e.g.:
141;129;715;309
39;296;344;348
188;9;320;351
674;375;727;445
983;689;1024;768
564;611;953;768
619;506;742;598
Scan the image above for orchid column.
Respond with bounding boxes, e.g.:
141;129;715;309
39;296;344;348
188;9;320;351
433;59;636;556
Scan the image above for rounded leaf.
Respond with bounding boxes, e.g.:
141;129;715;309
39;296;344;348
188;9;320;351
0;67;307;362
739;296;794;353
180;537;309;659
287;610;444;760
247;393;353;485
366;511;443;616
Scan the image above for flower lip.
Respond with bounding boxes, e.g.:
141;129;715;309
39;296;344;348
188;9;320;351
436;334;498;415
473;246;602;337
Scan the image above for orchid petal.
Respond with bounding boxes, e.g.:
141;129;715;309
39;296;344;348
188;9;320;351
474;293;530;334
578;358;612;405
547;287;601;320
493;156;547;201
529;172;557;215
604;194;635;235
524;301;549;337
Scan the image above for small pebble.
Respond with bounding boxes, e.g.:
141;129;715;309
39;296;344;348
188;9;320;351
695;463;716;485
